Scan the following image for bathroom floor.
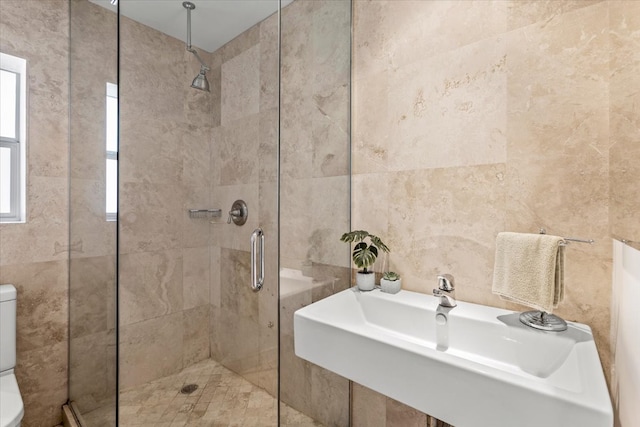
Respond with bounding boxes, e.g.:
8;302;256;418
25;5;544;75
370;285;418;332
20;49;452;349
81;358;323;427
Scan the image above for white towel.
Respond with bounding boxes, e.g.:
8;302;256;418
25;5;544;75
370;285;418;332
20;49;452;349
492;232;565;313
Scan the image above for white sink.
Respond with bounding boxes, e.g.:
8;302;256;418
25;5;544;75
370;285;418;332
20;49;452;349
294;288;612;427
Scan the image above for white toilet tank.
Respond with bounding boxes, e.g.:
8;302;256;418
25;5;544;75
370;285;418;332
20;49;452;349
0;284;23;427
0;285;17;373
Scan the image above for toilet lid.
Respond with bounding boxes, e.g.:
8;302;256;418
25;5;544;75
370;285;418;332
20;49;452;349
0;374;24;427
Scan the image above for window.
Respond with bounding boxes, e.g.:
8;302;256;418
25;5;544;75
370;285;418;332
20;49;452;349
0;52;27;223
106;82;118;221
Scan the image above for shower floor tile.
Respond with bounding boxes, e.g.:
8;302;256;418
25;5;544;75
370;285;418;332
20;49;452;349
81;358;323;427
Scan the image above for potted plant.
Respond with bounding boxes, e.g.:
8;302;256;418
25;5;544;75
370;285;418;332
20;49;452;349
380;271;402;294
340;230;390;291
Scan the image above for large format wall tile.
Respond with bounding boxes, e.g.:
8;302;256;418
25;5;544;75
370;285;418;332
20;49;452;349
221;44;260;125
16;342;68;427
69;255;115;339
353;0;508;81
386;36;507;172
119;16;185;123
218;116;260;186
69;330;116;412
0;177;69;266
69;178;116;259
183;305;211;366
119;182;184;255
183;124;213;190
506;0;603;31
119;249;183;326
182;185;211;250
119;119;185;185
0;261;68;353
119;312;184;389
210;247;260;377
387;165;506;291
183;246;211;310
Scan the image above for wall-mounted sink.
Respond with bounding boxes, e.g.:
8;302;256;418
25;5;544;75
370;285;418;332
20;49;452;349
294;288;612;427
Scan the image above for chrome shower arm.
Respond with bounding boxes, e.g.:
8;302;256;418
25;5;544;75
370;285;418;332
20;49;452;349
187;47;210;72
183;1;210;91
183;1;210;72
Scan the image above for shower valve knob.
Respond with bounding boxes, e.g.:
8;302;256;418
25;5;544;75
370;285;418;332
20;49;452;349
227;209;240;224
227;200;248;226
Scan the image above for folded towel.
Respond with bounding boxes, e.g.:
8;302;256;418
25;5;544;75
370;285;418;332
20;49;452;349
492;232;565;313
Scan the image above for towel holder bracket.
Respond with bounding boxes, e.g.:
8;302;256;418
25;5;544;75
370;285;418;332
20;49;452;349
519;310;568;332
538;228;595;246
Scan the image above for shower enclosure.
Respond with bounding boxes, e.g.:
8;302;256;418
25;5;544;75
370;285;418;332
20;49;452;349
68;0;351;425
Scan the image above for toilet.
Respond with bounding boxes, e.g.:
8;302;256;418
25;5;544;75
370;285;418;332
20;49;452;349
0;285;24;427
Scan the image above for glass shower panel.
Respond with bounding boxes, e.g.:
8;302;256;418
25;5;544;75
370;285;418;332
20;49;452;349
279;0;352;425
208;2;280;421
116;0;280;424
68;0;118;423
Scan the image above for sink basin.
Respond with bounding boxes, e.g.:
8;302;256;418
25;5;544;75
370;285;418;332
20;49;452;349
294;288;612;427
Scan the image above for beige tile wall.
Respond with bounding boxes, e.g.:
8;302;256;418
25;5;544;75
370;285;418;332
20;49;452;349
352;0;635;423
0;1;70;425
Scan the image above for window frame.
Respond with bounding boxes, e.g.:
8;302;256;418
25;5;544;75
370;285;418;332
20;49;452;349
0;53;27;223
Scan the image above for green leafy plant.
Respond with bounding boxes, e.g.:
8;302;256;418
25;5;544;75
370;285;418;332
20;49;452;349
340;230;390;273
382;271;400;281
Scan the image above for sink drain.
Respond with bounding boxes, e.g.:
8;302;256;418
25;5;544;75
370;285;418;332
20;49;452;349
180;384;198;395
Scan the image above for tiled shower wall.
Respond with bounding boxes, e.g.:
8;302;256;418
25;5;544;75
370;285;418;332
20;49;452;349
352;0;639;424
0;1;70;425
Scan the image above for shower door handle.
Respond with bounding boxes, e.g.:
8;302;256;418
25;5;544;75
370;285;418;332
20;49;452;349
251;228;264;292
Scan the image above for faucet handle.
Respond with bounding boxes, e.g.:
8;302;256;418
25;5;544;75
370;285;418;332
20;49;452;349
437;274;455;291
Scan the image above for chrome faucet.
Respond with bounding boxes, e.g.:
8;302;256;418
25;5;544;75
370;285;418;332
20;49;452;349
433;274;456;308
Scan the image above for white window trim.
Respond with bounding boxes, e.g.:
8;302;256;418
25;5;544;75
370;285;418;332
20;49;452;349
0;52;27;223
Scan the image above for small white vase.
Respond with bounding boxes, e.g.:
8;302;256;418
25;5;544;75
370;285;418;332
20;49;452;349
380;278;401;294
356;271;376;291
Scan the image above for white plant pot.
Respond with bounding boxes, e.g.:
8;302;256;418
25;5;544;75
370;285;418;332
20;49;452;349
356;271;376;291
380;278;401;294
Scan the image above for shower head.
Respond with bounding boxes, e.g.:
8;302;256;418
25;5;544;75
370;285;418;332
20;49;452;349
191;66;210;92
183;1;211;92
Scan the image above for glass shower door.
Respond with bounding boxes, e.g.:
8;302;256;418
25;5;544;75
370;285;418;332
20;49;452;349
116;0;280;425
